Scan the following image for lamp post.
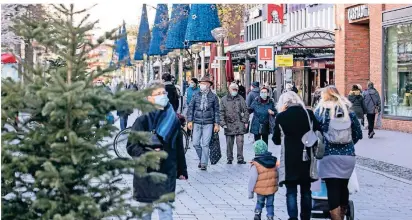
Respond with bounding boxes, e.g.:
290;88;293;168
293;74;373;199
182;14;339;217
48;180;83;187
212;27;229;90
168;51;177;77
190;44;202;78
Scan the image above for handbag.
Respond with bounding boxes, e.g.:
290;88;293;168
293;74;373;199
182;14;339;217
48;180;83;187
313;130;325;159
301;108;318;161
309;147;319;180
209;133;222;165
368;93;380;114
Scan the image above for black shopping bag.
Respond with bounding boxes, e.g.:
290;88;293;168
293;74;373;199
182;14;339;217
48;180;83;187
209;133;221;165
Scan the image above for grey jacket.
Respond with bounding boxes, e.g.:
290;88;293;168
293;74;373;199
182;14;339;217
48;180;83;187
187;91;220;125
246;87;260;107
219;94;249;135
363;88;381;114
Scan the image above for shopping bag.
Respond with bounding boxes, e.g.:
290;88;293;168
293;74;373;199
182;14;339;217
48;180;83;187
348;168;360;194
209;133;221;165
376;112;382;128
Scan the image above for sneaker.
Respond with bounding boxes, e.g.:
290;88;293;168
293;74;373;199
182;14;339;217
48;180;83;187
254;210;261;220
369;131;375;139
237;160;246;164
227;160;233;164
198;163;201;168
200;166;207;171
267;216;274;220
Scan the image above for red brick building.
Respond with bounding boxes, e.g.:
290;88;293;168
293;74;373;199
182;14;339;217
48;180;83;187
335;4;412;133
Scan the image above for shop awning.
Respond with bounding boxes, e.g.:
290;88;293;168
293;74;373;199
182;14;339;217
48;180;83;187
229;27;334;53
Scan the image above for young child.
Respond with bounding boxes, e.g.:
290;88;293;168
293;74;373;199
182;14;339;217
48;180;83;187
248;140;279;220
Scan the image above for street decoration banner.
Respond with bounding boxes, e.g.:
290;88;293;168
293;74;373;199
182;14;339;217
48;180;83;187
257;46;275;71
275;55;294;67
267;4;284;24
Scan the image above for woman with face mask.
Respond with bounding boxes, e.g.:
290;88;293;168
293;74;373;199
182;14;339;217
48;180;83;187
186;77;200;107
248;87;277;145
126;80;188;219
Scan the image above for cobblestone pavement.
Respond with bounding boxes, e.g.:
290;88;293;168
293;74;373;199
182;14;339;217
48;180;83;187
117;111;412;220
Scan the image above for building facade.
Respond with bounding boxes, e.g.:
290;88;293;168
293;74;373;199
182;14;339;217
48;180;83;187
335;4;412;132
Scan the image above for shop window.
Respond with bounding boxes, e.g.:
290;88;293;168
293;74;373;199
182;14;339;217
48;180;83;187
384;22;412;118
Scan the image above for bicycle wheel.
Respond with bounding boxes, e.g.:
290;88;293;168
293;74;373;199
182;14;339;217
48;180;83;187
113;127;132;159
181;128;189;154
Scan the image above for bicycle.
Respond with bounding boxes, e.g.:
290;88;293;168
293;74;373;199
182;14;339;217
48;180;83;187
113;125;190;159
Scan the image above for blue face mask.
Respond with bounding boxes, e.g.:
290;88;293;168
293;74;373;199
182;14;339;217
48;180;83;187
230;91;238;97
260;92;268;100
154;94;169;107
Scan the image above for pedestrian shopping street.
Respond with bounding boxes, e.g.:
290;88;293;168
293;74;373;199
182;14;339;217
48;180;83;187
117;111;412;220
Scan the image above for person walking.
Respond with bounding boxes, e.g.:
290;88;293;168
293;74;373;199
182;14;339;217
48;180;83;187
272;91;321;220
220;83;249;164
162;73;180;112
126;80;188;220
311;86;322;108
248;140;279;220
363;81;381;138
249;87;276;145
187;76;220;171
237;80;247;100
348;84;366;126
246;81;260;107
186;77;200;107
314;86;362;220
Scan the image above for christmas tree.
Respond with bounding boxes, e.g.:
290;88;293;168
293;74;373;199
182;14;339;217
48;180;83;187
148;4;171;56
1;4;172;219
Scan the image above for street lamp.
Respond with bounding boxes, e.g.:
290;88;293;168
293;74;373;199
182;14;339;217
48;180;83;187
191;44;202;78
212;27;228;90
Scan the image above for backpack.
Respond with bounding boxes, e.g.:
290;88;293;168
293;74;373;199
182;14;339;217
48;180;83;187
324;110;352;144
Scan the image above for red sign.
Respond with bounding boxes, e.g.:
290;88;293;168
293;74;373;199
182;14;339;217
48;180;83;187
267;4;284;24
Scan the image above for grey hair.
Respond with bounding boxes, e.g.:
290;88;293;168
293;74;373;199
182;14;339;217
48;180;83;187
276;91;306;112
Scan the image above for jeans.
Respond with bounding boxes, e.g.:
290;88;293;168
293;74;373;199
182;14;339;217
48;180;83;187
120;115;129;130
285;182;312;220
324;178;350;210
141;203;173;220
193;123;214;167
366;113;376;134
226;135;244;161
254;134;269;146
255;194;275;217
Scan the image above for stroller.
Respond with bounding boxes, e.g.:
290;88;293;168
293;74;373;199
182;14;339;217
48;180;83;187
311;180;355;220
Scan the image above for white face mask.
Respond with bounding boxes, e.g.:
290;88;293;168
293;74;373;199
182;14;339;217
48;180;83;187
200;84;208;91
154;94;169;107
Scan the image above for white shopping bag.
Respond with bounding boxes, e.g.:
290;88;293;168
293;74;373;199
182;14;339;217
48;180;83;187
376;112;382;128
348;168;360;194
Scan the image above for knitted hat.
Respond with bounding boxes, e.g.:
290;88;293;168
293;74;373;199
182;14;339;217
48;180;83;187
252;81;260;88
253;140;268;155
229;82;239;90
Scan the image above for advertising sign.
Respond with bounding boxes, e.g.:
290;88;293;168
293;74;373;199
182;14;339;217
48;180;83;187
275;55;294;67
267;4;284;24
257;46;275;71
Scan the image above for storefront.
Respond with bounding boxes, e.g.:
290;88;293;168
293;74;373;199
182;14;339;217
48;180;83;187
335;4;412;132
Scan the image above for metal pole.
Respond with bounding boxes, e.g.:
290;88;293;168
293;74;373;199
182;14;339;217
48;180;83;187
159;56;163;75
245;57;251;92
201;44;205;77
179;49;184;92
220;40;227;90
194;53;198;78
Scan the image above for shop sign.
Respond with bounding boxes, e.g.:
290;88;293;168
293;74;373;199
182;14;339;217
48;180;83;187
249;8;262;20
257;46;275;71
211;63;219;68
275;54;294;67
267;4;284;24
215;56;229;61
347;5;369;21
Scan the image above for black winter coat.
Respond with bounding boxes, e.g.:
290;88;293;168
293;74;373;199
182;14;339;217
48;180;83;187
126;111;188;203
272;105;321;186
187;91;220;125
348;90;366;119
165;83;180;111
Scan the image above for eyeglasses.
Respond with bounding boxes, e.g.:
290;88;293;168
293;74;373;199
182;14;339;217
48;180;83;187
151;91;168;96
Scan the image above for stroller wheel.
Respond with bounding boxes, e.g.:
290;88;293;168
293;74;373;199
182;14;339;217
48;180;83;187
346;200;355;220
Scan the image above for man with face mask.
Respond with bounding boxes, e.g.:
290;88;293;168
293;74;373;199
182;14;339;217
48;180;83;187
219;83;250;164
126;80;188;219
246;81;260;107
187;76;220;171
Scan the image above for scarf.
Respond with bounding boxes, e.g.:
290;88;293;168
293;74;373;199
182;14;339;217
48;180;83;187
200;89;209;111
152;104;180;149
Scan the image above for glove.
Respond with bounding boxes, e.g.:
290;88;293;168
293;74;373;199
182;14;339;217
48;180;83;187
248;192;254;199
187;122;193;130
214;123;220;133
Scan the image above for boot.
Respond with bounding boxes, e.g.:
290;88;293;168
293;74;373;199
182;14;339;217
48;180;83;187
329;207;342;220
253;210;261;220
340;205;348;220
